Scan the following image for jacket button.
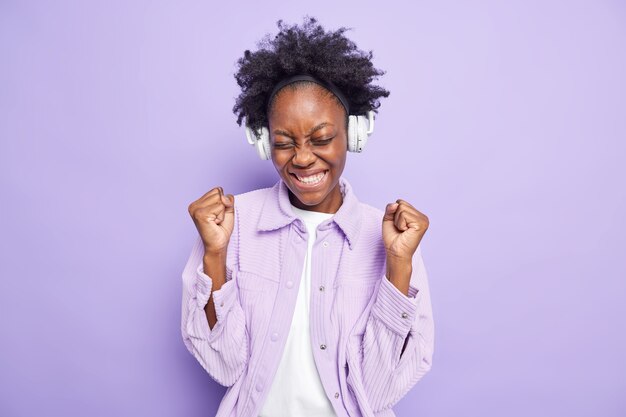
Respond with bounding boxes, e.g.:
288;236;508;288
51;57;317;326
319;285;325;291
334;392;340;399
320;344;327;350
401;312;408;319
322;241;329;247
271;332;279;341
286;280;294;289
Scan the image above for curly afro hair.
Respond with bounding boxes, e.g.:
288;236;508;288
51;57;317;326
232;15;390;134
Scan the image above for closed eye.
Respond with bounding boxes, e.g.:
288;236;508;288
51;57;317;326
274;137;335;149
313;137;335;145
273;142;293;149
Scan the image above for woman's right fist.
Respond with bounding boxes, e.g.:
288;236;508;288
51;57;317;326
188;186;235;255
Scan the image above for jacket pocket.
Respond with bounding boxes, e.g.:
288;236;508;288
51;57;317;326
334;280;379;339
236;269;279;291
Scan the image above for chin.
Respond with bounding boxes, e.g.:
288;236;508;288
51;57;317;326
285;175;332;204
288;185;327;203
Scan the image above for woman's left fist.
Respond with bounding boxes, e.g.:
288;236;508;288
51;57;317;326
382;199;429;260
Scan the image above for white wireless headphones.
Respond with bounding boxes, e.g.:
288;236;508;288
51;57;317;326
244;74;376;161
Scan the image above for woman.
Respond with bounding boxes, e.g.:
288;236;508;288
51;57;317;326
181;16;434;417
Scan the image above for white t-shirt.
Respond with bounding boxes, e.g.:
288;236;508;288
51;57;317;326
258;203;338;417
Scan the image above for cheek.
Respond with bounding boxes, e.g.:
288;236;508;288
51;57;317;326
270;156;286;173
270;150;288;165
329;144;348;164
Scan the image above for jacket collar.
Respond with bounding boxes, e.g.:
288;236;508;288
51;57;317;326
257;175;362;250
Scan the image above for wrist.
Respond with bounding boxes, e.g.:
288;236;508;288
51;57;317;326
203;248;227;262
202;250;228;286
385;252;412;269
385;254;412;295
386;262;412;280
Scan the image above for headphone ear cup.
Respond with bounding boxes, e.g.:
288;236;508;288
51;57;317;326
347;114;373;153
347;115;358;152
256;126;271;160
355;115;369;152
245;125;271;160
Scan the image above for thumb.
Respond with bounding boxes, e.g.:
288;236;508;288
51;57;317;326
221;194;235;212
220;194;235;235
223;194;235;223
383;202;399;222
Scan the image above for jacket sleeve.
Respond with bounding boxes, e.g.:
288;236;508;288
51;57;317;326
180;224;249;387
347;246;435;413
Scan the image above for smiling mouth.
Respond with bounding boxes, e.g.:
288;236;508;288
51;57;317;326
290;170;329;188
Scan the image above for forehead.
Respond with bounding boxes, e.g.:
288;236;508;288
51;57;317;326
268;83;345;125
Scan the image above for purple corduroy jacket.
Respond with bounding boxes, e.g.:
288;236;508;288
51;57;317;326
181;176;435;417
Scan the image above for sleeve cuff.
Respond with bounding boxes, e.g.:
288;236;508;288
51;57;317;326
370;276;422;336
195;262;213;309
196;262;237;323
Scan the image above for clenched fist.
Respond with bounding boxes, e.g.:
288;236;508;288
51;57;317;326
382;199;429;261
188;186;235;255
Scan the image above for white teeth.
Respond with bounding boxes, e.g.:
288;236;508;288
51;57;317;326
296;171;326;184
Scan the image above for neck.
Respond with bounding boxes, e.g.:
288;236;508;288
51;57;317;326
288;184;343;214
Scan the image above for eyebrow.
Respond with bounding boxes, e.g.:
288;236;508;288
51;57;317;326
273;122;333;138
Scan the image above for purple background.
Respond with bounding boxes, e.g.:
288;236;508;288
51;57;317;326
1;1;625;416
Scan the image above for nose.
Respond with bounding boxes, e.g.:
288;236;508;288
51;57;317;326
292;142;316;167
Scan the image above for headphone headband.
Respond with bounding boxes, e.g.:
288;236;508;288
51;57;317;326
265;74;351;115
